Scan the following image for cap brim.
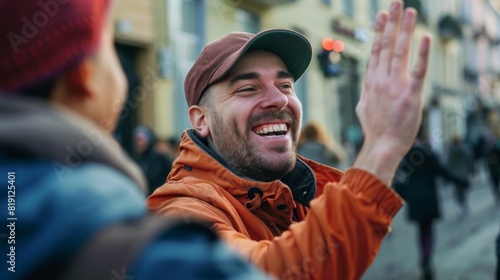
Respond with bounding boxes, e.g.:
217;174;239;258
210;29;312;85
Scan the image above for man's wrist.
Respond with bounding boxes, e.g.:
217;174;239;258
352;144;405;186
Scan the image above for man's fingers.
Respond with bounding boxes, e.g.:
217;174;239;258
367;11;389;75
411;35;431;80
410;35;432;91
378;0;404;74
390;8;417;76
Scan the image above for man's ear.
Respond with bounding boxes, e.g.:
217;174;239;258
189;106;210;137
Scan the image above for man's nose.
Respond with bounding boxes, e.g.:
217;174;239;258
260;85;288;110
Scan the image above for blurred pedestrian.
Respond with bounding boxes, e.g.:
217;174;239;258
0;0;268;279
496;230;500;280
470;108;492;172
446;135;474;217
394;136;467;280
487;128;500;203
148;1;432;279
168;136;181;158
155;137;171;157
156;136;181;160
133;126;173;195
297;121;347;169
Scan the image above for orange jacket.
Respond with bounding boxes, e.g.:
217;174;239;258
148;130;404;279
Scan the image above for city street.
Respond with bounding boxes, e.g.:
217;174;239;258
363;166;500;280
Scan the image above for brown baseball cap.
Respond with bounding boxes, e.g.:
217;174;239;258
184;28;312;107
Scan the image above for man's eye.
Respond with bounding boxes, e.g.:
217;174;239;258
237;87;255;92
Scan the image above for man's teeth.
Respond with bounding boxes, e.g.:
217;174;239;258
256;124;287;135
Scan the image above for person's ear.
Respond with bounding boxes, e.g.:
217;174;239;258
189;106;210;137
63;59;96;99
50;58;98;107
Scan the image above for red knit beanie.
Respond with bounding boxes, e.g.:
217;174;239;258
0;0;112;93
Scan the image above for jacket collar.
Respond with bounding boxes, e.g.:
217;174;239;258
186;129;317;206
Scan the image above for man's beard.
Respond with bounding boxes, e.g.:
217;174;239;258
209;110;299;182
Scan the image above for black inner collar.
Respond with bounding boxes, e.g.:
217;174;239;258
187;129;316;206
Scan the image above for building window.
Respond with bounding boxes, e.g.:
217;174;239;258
236;9;260;33
421;0;431;21
181;0;197;34
370;0;378;22
463;0;472;19
169;0;205;134
343;0;354;18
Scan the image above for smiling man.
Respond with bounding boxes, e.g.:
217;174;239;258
148;1;431;279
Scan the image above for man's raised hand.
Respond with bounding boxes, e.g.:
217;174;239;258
353;0;431;186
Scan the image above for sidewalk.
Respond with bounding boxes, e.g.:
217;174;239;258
362;165;499;280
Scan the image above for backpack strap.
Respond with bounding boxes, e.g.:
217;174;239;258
59;215;212;280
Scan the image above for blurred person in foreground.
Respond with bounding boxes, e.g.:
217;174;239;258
133;125;172;195
148;1;431;279
297;121;347;169
0;1;268;279
394;134;467;280
446;135;474;217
